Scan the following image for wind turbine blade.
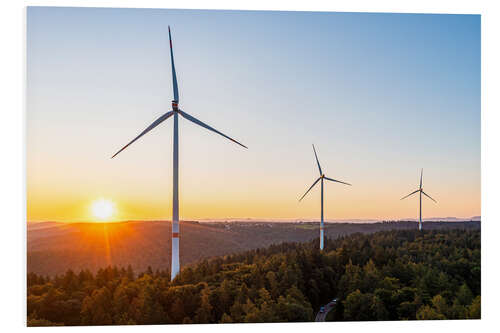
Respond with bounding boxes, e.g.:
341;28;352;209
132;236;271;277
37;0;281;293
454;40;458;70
178;110;247;149
312;144;323;176
111;111;174;158
324;176;351;186
400;189;419;200
420;168;423;189
299;177;321;202
422;191;437;203
168;26;179;102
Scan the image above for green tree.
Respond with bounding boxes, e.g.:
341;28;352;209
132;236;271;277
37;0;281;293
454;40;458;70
467;296;480;319
194;286;213;323
416;305;446;320
220;313;233;323
81;287;113;325
456;283;474;306
343;290;375;321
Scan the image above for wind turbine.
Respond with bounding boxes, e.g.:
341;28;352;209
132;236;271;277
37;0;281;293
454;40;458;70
299;145;351;250
400;169;437;231
111;27;247;280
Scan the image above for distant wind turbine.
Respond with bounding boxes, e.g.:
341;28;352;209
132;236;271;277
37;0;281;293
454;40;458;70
111;26;247;280
299;145;351;250
400;169;437;231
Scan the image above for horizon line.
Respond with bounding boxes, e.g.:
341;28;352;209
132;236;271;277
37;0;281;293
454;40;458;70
27;216;481;224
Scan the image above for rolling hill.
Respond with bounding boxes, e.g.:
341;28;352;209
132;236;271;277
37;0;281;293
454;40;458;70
27;220;480;276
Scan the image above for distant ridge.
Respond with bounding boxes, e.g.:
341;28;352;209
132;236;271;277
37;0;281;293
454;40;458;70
396;216;481;222
28;220;480;276
28;216;481;224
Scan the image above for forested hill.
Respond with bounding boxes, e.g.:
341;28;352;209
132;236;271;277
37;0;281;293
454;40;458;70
27;228;480;326
28;220;480;276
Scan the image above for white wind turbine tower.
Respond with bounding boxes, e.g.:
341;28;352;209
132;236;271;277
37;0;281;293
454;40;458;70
400;169;437;231
299;145;351;250
111;27;247;280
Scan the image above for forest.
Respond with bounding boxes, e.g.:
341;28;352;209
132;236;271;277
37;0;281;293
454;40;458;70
27;228;480;326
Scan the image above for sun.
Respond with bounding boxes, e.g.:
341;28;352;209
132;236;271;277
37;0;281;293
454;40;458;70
91;199;115;221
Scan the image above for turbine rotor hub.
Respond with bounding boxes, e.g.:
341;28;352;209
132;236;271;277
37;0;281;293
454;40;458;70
172;100;179;111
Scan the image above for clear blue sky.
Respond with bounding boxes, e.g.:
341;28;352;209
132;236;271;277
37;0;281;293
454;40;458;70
27;7;480;221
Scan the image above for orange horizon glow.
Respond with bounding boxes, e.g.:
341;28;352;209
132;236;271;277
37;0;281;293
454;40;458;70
26;186;480;223
26;165;480;223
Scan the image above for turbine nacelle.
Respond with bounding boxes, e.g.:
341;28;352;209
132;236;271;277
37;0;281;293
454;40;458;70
172;100;179;111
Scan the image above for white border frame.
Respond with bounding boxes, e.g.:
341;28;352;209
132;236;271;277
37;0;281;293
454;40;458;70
2;0;499;332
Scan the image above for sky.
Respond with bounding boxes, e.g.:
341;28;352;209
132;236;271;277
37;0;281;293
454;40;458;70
27;7;480;222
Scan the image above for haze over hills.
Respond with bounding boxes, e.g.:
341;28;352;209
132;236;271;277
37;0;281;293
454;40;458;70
27;220;480;276
193;216;481;223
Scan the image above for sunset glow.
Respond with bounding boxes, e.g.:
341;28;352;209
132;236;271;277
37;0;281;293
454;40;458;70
26;8;480;222
91;199;115;221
